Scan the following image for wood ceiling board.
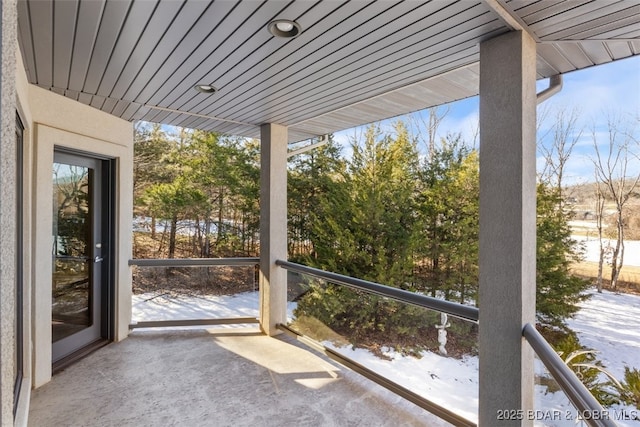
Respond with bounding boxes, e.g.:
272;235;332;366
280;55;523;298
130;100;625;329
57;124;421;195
67;1;107;92
93;0;160;97
17;0;37;83
525;1;625;37
110;0;207;100
208;2;494;122
536;4;639;41
240;57;478;134
112;100;132;118
286;67;478;140
53;0;77;89
577;41;615;64
142;108;172;125
552;42;595;69
131;105;152;122
64;90;80;101
128;1;240;105
177;116;207;131
28;0;54;87
101;97;118;114
166;0;352;113
221;27;492;126
606;41;634;60
82;1;132;94
537;44;577;74
157;0;316;109
121;102;143;122
506;0;548;15
517;0;594;25
173;1;379;116
288;129;320;143
89;94;106;110
77;92;93;105
143;0;283;107
181;1;422;117
571;13;640;41
267;46;480;127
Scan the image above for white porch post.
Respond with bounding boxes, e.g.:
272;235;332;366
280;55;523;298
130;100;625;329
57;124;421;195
259;123;288;336
478;31;537;426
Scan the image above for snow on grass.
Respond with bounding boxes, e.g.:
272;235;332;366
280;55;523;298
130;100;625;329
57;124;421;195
132;288;640;425
573;235;640;267
132;291;260;325
567;289;640;380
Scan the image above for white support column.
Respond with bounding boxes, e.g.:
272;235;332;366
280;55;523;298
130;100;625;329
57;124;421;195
479;31;537;426
259;123;288;336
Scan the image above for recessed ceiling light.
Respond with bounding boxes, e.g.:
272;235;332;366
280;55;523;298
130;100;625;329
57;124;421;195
268;19;301;38
194;84;217;94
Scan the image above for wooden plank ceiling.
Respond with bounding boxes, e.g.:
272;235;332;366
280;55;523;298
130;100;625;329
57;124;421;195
17;0;640;142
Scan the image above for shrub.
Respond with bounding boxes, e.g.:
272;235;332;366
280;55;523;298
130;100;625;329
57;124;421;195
617;367;640;409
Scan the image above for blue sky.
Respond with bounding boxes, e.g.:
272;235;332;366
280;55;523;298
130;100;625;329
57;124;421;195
333;55;640;185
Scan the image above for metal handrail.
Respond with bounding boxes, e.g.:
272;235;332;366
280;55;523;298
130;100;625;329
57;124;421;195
129;257;259;267
276;260;479;323
128;257;260;330
522;323;617;427
278;323;477;427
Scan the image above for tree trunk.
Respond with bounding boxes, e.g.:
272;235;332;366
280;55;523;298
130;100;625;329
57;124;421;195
168;214;178;259
596;245;604;293
595;188;605;293
610;218;625;291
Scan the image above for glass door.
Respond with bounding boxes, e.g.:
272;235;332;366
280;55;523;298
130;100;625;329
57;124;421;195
52;151;104;362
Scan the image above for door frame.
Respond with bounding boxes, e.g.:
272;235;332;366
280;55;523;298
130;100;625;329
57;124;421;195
14;113;24;417
51;150;114;366
32;122;132;388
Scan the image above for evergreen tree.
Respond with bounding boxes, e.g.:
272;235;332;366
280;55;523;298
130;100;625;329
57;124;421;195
415;135;478;303
288;135;346;260
331;122;418;286
536;183;590;325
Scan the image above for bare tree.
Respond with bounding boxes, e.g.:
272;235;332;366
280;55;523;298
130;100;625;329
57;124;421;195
538;106;583;200
408;106;449;159
591;113;640;291
593;177;607;293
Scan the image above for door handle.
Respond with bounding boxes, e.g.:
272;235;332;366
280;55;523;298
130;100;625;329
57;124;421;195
94;256;104;263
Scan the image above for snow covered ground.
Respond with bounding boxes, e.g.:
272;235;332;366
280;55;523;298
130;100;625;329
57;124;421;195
132;287;640;426
573;235;640;267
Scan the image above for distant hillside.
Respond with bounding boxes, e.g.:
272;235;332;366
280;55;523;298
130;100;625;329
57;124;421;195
564;181;640;239
565;181;640;205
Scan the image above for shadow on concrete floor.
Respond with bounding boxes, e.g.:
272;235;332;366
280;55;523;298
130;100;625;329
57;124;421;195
28;328;452;427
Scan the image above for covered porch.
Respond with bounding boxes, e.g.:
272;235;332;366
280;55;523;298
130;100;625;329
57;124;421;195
28;328;445;427
1;1;639;426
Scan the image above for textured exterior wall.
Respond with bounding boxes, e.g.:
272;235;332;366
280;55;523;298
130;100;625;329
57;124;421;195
0;0;18;425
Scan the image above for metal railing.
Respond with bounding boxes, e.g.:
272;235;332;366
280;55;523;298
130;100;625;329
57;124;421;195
276;260;479;323
278;261;620;427
128;257;259;329
129;257;259;267
523;323;618;427
276;259;478;427
127;258;617;426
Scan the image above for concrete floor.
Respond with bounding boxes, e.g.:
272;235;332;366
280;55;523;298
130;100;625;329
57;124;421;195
28;328;452;427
